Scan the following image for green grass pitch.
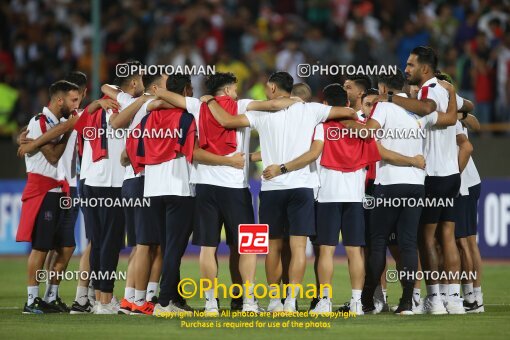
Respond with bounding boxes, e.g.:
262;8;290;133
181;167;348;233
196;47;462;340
0;256;509;339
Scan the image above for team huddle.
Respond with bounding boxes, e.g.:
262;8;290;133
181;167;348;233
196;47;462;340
16;45;484;317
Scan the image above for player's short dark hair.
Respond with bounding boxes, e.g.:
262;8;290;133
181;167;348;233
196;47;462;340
361;88;380;103
268;71;294;93
205;72;237;95
345;75;372;92
291;83;312;102
166;74;191;94
322;83;348;106
142;74;163;89
411;46;438;72
118;60;143;86
49;80;79;98
377;69;405;91
64;71;87;90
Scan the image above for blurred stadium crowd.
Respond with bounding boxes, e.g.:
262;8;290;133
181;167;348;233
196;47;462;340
1;0;510;139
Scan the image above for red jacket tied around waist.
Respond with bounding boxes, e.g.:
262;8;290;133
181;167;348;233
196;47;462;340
319;121;381;172
17;173;69;242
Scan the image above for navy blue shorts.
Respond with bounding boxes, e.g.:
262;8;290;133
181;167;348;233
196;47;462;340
59;186;79;240
78;178;93;240
313;202;365;246
121;177;139;247
192;184;254;247
420;174;460;224
259;188;315;239
32;192;75;251
455;184;481;239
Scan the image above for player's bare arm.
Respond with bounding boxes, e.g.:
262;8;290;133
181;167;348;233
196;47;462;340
386;94;436;117
110;94;153;129
154;87;187;109
263;140;324;180
100;84;122;100
38;131;71;165
458;113;481;132
192;138;245;169
433;80;458;127
326;106;358;121
250;151;261;162
246;97;301;112
376;142;426;169
200;95;250;129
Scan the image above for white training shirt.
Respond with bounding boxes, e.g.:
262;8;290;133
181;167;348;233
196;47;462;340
371;93;426;186
245;102;331;191
57;116;79;187
185;97;252;188
418;77;464;177
456;121;481;196
83;108;126;188
313;124;366;202
123;98;154;180
144;155;195;197
25;107;62;192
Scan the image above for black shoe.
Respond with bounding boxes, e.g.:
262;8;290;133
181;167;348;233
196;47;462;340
394;298;413;315
23;297;60;314
48;297;70;313
70;300;93;314
337;302;351;313
150;296;158;304
463;299;479;313
309;297;320;311
362;304;376;314
231;297;243;311
172;298;194;312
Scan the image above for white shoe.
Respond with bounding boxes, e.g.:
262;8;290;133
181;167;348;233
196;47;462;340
446;295;466;314
310;298;332;314
473;292;485;313
94;302;118;314
153;302;192;316
440;293;448;308
267;298;284;312
283;298;297;312
349;298;364;315
242;300;264;313
390;305;398;312
374;287;389;313
412;298;424;314
423;295;448;315
204;298;219;316
91;300;99;314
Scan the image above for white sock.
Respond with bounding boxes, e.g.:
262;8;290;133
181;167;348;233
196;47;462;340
44;284;59;303
321;287;330;299
287;285;300;300
413;288;421;303
124;287;135;303
269;285;279;299
351;289;362;301
88;283;95;302
448;284;460;298
439;283;448;297
243;284;255;303
426;284;440;300
134;290;146;306
75;286;88;306
205;289;215;301
146;282;158;302
27;286;39;305
382;288;387;303
473;286;483;303
462;283;475;303
473;286;482;295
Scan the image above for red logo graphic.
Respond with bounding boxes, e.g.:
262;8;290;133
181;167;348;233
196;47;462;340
238;224;269;254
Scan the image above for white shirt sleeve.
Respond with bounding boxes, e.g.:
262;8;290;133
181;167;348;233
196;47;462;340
370;103;387;128
456;94;465;111
313;124;325;141
244;111;260;129
417;111;438;129
307;103;332;124
116;92;136;110
185;97;202;119
237;99;254;115
455;120;467;136
27;117;42;139
418;86;440;107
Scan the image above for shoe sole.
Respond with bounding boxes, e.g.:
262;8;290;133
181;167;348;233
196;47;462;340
130;311;151;316
118;309;131;315
427;310;448;315
70;310;91;314
396;311;414;316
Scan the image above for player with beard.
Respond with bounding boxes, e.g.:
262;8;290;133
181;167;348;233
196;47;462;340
18;81;80;314
380;46;471;314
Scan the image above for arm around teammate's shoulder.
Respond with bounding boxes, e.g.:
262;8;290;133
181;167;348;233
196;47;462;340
200;95;250;129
